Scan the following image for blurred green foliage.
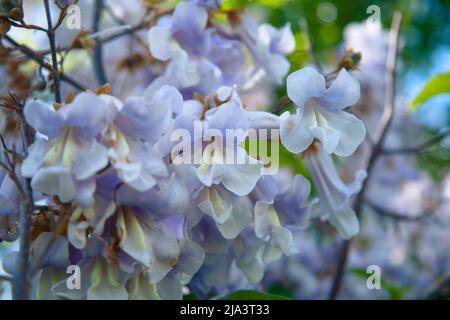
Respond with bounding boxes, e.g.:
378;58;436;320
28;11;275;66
233;0;450;181
418;141;450;181
225;289;291;300
411;71;450;108
224;0;450;73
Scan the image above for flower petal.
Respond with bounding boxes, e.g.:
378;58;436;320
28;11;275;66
24;101;62;138
287;67;325;107
274;174;311;225
74;178;97;208
317;107;366;156
72;139;108;181
221;149;262;196
148;26;177;61
318;68;360;110
216;193;252;239
171;2;208;34
31;166;76;203
21;139;47;177
246;110;280;130
198;187;233;224
328;206;360;239
280;107;316;153
61;93;118;137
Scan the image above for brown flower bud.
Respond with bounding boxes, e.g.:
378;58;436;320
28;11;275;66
0;19;11;37
65;90;75;103
96;83;111;95
9;7;23;21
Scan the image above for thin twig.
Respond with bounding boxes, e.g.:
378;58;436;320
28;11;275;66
12;176;34;300
0;160;24;196
0;132;25;195
97;20;149;44
92;0;108;85
44;0;62;103
327;11;403;300
365;199;431;222
3;35;87;91
26;8;158;56
382;131;450;155
52;6;69;31
11;96;36;300
0;17;47;33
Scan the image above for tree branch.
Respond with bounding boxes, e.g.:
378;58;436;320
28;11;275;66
43;0;62;103
11;98;36;300
382;131;449;155
327;11;403;300
365;199;431;222
92;0;108;85
3;35;87;91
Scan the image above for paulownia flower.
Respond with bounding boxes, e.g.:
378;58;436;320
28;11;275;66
237;17;295;84
22;92;117;206
307;144;367;239
280;67;366;156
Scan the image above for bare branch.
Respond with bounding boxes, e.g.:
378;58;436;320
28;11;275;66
365;199;431;222
382;131;450;155
3;35;87;91
43;0;62;103
52;6;69;32
328;11;403;300
12;176;34;300
0;16;47;33
92;0;108;85
10;95;36;300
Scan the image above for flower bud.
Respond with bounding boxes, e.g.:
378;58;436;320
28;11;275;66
0;19;11;38
0;0;23;21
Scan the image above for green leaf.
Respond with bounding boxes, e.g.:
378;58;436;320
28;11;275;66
221;0;289;9
268;283;295;299
225;290;291;300
411;71;450;108
183;293;198;300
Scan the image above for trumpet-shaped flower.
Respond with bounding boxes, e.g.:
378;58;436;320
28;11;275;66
237;17;295;84
252;174;312;263
280;67;366;156
197;185;252;239
103;86;179;192
307;144;367;239
196;100;263;196
22;93;118;206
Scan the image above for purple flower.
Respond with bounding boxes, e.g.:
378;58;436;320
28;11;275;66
280;67;365;156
